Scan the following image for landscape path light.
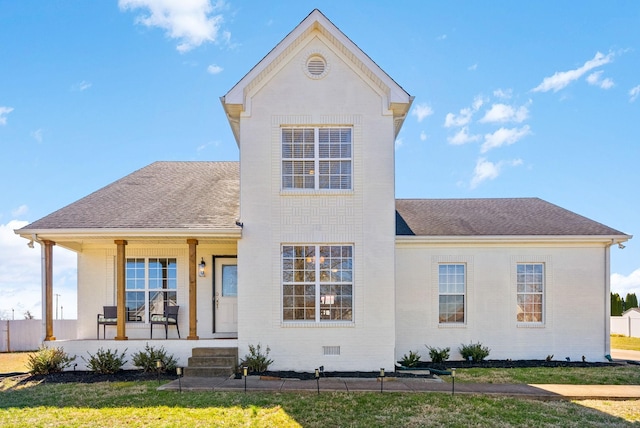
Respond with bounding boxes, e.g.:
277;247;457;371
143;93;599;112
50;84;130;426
379;368;385;393
451;368;456;396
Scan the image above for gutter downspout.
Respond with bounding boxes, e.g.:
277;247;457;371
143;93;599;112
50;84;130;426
604;241;612;359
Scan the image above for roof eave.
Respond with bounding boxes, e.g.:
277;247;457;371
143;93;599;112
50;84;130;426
15;228;243;240
395;234;632;245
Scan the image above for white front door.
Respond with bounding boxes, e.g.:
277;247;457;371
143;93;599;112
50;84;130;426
214;257;238;334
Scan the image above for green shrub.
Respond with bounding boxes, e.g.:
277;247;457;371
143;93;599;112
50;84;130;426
131;343;177;373
240;343;273;373
400;350;421;367
426;346;450;363
27;346;76;375
459;342;490;362
82;348;127;374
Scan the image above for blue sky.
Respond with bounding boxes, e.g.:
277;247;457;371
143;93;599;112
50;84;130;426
1;1;638;319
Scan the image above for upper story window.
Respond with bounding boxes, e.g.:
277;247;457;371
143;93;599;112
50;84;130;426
282;127;352;190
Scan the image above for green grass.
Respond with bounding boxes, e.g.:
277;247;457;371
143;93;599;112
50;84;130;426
611;335;640;351
0;379;638;427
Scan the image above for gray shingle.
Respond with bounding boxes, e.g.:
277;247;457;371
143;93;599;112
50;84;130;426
396;198;626;237
23;162;240;230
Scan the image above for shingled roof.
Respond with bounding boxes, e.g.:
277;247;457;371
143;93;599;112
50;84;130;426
395;198;626;237
21;162;240;231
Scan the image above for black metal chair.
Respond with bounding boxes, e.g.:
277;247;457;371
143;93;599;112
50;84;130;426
96;306;117;339
150;305;180;339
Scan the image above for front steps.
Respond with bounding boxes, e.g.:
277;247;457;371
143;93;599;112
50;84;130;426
184;347;238;377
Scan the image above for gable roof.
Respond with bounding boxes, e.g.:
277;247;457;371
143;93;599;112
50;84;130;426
221;9;413;144
396;198;629;238
19;161;240;232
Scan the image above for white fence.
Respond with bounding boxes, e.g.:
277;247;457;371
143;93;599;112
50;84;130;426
0;320;77;352
611;316;640;338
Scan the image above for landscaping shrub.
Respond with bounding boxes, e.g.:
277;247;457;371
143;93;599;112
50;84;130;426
459;342;490;362
27;345;76;375
400;350;421;367
83;348;127;374
240;343;273;373
426;346;450;363
131;343;177;373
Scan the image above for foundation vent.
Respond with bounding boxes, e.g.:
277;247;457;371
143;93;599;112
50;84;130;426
323;346;341;356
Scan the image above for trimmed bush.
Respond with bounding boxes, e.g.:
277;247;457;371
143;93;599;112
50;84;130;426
27;346;76;375
459;342;491;362
426;346;450;363
132;343;177;373
83;348;127;374
240;343;273;373
400;350;421;367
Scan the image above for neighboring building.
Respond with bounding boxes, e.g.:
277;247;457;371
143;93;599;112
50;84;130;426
611;308;640;338
16;9;631;370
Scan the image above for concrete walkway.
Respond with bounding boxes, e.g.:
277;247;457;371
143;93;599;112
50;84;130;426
158;375;640;400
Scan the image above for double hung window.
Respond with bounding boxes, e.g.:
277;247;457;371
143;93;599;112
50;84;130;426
438;264;465;323
281;127;352;190
125;258;177;322
282;245;353;322
516;263;544;323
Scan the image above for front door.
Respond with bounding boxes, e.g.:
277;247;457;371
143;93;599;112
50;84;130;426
214;257;238;334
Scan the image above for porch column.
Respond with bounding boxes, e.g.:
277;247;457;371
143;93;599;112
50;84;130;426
114;240;128;340
43;240;56;341
187;239;199;340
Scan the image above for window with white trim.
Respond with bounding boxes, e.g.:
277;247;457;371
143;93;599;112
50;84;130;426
438;264;465;323
516;263;544;323
282;245;353;322
125;258;177;323
281;127;352;190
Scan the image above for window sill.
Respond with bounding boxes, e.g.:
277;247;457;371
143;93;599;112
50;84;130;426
281;321;355;328
516;322;545;328
280;189;354;196
438;323;466;328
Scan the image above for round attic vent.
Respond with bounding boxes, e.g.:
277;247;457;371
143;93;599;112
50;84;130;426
304;54;329;79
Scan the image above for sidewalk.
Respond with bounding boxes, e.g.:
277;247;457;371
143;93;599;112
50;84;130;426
158;375;640;400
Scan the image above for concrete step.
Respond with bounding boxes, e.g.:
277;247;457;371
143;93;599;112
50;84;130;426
191;347;238;358
183;366;235;377
188;356;236;367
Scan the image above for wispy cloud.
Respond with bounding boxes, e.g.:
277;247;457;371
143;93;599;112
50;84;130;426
468;63;477;71
437;34;447;41
31;129;43;143
470;157;522;189
448;126;480;145
629;85;640;102
493;88;512;99
71;80;92;91
119;0;228;53
586;70;614;89
444;96;484;128
419;131;427;141
532;51;614;93
411;103;434;122
0;106;14;125
479;102;530;124
207;64;223;74
481;125;531;153
11;205;28;217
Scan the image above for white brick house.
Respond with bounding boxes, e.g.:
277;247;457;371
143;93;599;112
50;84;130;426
16;10;631;371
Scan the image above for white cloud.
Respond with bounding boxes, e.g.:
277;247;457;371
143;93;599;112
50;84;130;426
470;157;522;189
0;220;78;319
629;85;640;102
445;95;486;128
419;131;427;141
586;70;614;89
493;88;512;99
468;63;478;71
411;103;434;122
31;129;43;143
207;64;223;74
532;51;614;93
0;106;14;125
448;126;481;145
72;80;92;91
119;0;227;53
611;268;640;297
481;125;531;153
11;205;28;217
479;103;530;124
395;136;404;150
437;34;447;41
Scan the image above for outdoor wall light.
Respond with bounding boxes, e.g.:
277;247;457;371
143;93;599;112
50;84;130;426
199;258;206;277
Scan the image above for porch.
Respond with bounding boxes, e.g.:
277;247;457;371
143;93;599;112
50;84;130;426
53;338;239;371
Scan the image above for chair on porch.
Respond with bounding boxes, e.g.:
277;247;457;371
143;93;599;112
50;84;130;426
150;305;180;339
96;306;117;339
